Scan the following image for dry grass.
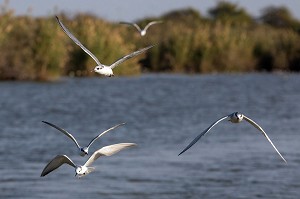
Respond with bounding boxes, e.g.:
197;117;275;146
0;5;300;80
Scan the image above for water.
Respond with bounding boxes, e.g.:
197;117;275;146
0;73;300;199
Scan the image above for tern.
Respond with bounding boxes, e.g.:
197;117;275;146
42;121;125;157
178;112;287;163
41;143;136;177
56;16;154;77
120;21;163;36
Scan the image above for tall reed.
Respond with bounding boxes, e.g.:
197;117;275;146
0;4;299;80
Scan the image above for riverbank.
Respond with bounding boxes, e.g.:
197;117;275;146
0;2;299;81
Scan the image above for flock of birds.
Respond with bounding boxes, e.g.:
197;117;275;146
40;16;287;178
56;16;158;77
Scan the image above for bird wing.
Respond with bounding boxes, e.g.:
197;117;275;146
55;16;102;66
120;22;142;32
41;155;76;177
84;143;136;167
109;45;154;69
144;21;163;31
86;123;126;149
178;115;229;156
243;115;287;163
42;121;81;149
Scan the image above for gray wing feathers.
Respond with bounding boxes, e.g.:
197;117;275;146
178;116;229;156
84;143;136;167
86;123;126;148
41;155;76;177
109;45;154;69
42;121;81;149
120;22;142;32
144;21;163;31
243;116;287;163
55;16;101;65
132;23;142;32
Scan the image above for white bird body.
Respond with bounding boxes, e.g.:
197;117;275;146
42;121;125;157
228;112;244;123
140;30;146;37
79;147;89;156
120;21;163;36
75;165;95;177
55;16;154;77
94;65;114;77
41;143;136;177
178;112;287;163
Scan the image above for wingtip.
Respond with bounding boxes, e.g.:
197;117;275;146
128;143;137;148
282;157;288;164
279;151;288;164
145;44;158;51
42;120;51;125
113;122;126;128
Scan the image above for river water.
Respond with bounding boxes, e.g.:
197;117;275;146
0;73;300;199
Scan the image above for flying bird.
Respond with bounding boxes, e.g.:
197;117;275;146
56;16;154;77
178;112;287;163
120;21;163;36
42;121;125;156
41;143;136;177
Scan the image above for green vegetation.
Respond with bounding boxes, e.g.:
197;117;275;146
0;1;300;80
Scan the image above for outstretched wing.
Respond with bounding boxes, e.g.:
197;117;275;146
178;115;229;156
41;155;76;177
144;21;163;31
243;115;287;163
55;16;101;66
84;143;136;167
42;121;81;149
109;45;155;69
86;123;126;149
120;22;142;32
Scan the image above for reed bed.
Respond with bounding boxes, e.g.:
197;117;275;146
0;3;299;80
